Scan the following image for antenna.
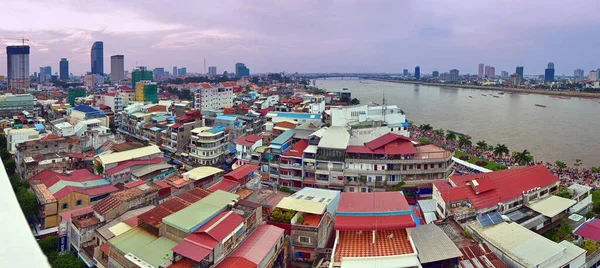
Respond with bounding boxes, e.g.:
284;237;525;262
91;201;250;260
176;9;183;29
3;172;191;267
382;92;387;123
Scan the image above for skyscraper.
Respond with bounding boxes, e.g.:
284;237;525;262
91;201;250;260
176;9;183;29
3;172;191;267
501;71;509;79
235;63;250;78
91;41;104;74
432;70;439;77
153;68;165;78
544;62;555;83
516;66;524;80
59;58;69;80
131;66;153;88
487;67;495;78
484;65;490;78
574;69;584;82
414;66;420;80
448;69;459;82
110;55;124;83
39;66;51;82
173;67;178;77
6;45;30;90
478;63;484;78
208;66;217;76
403;69;409;76
589;70;598;81
178;67;187;76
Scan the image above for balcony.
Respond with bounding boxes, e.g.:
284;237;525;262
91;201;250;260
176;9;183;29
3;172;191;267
280;162;303;170
346;153;452;164
303;164;315;171
315;179;329;186
280;174;302;181
269;162;279;168
344;165;452;176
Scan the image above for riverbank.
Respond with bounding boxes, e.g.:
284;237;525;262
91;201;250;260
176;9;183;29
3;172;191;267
373;79;600;99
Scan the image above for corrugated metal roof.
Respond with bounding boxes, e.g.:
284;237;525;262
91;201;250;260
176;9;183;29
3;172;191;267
527;195;576;218
162;190;238;233
417;199;437;213
194;211;244;241
408;224;462;264
109;227;178;268
131;163;173;177
108;222;132;237
270;129;296;146
337;192;410;214
98;145;162;165
184;166;223;181
276;197;326;215
225;225;285;265
318;126;349;149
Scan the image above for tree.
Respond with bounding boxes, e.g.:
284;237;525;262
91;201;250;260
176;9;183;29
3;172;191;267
339;96;350;103
5;158;16;176
592;166;600;173
593;202;600;215
419;124;433;132
553;217;573;242
16;188;38;219
513;149;534;165
0;148;9;161
52;252;84;268
493;144;509;157
445;132;457;141
0;134;7;149
581;240;598;254
109;122;116;134
38;235;58;254
95;163;104;175
10;173;28;192
433;129;445;137
458;136;472;148
476;140;488;152
555;161;567;169
555;186;571;198
350;98;360;105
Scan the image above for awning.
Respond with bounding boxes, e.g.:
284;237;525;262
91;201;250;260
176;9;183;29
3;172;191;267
527;196;576;218
172;240;212;262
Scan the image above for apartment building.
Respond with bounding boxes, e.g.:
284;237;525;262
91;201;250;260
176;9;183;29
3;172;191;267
161;109;203;154
189;126;230;166
15;134;71;179
192;82;234;111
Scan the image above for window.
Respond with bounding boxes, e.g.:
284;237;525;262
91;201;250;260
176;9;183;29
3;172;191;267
76;200;82;206
298;236;311;244
349;187;355;192
375;176;383;182
62;203;68;209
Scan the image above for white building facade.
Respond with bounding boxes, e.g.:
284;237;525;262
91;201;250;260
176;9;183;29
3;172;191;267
192;83;234;111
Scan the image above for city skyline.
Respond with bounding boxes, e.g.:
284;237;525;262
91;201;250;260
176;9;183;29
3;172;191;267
0;0;599;75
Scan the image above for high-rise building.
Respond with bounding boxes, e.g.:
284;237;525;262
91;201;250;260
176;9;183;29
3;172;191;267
172;67;177;77
178;67;187;76
131;66;153;88
91;41;104;74
6;45;30;90
485;66;495;78
135;81;158;104
153;68;165;78
110;55;124;83
414;66;420;80
208;66;217;76
403;69;409;76
501;71;509;79
235;63;250;78
516;66;524;80
484;65;490;78
432;70;439;77
544;62;555;83
589;70;598;81
59;58;69;81
509;73;521;88
38;66;51;83
448;69;459;82
574;68;584;82
478;63;484;78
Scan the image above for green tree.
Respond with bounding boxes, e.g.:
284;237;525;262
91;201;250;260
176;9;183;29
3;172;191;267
458;136;472;148
476;140;488;152
445;132;457;141
0;134;7;149
513;149;534;165
555;161;567;169
5;158;16;176
109;122;116;134
555;186;571;198
350;98;360;105
0;148;10;161
95;163;104;175
553;217;573;242
16;188;38;219
52;252;84;268
38;235;58;254
493;144;509;157
433;129;444;137
592;166;600;173
593;202;600;215
581;240;598;254
419;124;433;132
10;173;28;192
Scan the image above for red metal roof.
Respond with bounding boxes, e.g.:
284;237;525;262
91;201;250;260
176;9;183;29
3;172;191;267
171;239;213;262
29;169;101;185
220;82;236;87
216;257;257;268
92;195;122;216
337;192;411;213
124;180;146;188
575;219;600;241
170;123;183;129
433;165;559;210
224;164;259;181
207;179;239;192
199;83;212;89
365;133;414;150
347;134;416;155
194;211;244;241
334;215;416;230
226;225;285;265
234;134;261;147
282;139;308;157
472;177;495;194
123;217;140;227
104;157;165;175
54;184;118;200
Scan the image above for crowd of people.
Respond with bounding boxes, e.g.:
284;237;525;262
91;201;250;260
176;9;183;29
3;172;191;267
410;126;600;188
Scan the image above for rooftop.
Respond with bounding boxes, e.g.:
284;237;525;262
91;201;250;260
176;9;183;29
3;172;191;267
219;225;284;266
162;190;238;233
282;139;308;157
408;224;462;264
527;195;576;218
98;145;162;166
224;164;259;181
318;126;349;150
183;166;223;181
109;227;178;268
138;188;212;227
433;165;559;210
334;229;415;263
234;134;261;147
574;218;600;241
270;129;296;146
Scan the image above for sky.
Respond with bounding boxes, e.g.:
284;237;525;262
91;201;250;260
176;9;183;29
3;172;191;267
0;0;599;76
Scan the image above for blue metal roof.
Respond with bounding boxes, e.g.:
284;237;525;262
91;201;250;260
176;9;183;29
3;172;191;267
152;115;168;121
149;127;161;131
208;126;226;133
401;122;409;127
216;115;237;121
73;105;99;113
271;112;321;119
271;129;296;145
34;123;44;131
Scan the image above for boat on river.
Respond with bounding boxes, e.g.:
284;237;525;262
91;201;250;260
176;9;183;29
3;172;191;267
469;96;472;98
535;104;546;107
498;92;505;95
343;88;348;90
493;95;500;98
482;94;487;96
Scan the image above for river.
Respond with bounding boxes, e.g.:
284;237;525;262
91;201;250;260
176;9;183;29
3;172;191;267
316;78;600;167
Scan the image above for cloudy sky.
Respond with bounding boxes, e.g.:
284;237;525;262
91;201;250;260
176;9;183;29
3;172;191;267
0;0;598;76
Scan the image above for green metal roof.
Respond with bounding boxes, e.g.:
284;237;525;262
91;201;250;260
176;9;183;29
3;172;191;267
109;227;178;267
162;190;239;233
